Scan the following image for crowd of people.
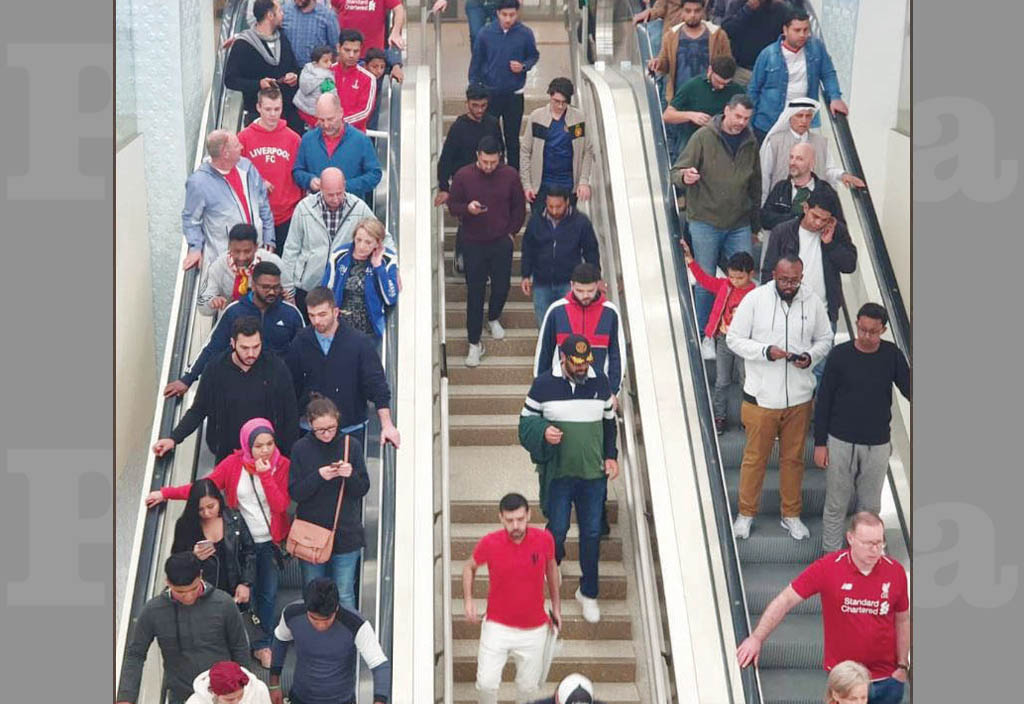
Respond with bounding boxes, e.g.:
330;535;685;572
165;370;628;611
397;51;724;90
118;1;910;703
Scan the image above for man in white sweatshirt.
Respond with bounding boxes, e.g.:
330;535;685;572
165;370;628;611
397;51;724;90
726;254;832;541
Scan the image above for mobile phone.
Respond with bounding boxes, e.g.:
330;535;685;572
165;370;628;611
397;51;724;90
196;539;213;549
477;203;489;212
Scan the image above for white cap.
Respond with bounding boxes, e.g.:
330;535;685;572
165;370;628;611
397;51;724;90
557;673;594;703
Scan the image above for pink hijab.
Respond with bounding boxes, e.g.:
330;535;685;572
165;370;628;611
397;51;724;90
238;417;283;471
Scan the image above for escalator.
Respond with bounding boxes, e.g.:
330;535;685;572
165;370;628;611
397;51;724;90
115;1;402;700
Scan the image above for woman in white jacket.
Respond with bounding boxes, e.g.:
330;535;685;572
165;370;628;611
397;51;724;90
186;661;271;704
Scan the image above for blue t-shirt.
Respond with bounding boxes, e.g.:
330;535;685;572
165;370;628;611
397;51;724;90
541;114;575;189
674;27;711;92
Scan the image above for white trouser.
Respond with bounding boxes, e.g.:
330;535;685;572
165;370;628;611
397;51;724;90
475;619;549;704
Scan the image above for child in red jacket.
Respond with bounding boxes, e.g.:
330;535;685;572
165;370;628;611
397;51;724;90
682;240;756;434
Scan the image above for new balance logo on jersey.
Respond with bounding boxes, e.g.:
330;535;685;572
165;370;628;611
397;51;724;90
841;583;853;591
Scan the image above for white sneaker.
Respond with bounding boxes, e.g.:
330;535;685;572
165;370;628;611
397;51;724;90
781;516;810;540
465;342;485;367
733;514;753;540
488;319;506;340
575;587;600;623
701;336;717;360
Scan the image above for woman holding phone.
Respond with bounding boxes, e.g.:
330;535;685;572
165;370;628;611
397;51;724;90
321;217;399;338
146;418;292;668
288;394;371;609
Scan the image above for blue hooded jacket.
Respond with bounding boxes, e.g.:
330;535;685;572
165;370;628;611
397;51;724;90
748;36;843;133
181;158;275;259
468;21;540;96
322;244;399;338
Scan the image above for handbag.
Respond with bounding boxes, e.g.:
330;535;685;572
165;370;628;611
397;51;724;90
285;435;349;564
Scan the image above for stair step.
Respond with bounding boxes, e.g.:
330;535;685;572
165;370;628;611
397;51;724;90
450;499;619;525
452;599;632;640
447;301;537;330
742;563;822;615
453;638;637;683
442;96;548;116
453;559;627;600
447;330;538;358
724;466;844;517
452;681;641;704
446;279;532;303
736;517;827;564
751;613;824;669
450;413;521;446
448;355;536;386
718;428;816;471
757;668;829;704
451;523;623;561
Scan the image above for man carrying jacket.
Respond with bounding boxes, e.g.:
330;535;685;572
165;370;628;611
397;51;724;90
521;187;600;327
726;254;833;541
468;0;540;171
286;286;401;449
182;129;276;270
116;553;251;704
166;261;304;397
154;317;300;461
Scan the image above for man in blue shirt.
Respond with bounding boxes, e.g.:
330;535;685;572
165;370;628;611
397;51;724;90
282;0;340;67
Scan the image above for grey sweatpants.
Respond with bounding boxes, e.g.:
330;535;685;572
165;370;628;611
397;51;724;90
822;435;892;552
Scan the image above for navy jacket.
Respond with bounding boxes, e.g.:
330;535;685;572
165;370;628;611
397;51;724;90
468;21;540;95
521;207;600;286
181;294;305;385
285;322;391;429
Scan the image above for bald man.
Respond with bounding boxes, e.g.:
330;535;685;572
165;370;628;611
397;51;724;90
182;129;275;270
293;93;382;202
760;142;845;232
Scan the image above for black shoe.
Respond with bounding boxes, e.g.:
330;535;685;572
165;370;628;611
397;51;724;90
600;518;611;539
715;417;726;435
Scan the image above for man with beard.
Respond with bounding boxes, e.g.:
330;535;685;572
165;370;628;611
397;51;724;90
462;493;561;704
166;261;304;397
282;0;339;67
519;335;618;624
726;255;832;541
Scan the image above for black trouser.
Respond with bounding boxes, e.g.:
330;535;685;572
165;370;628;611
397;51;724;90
294;288;310;324
487;92;525;171
274;218;291;255
463;236;514;344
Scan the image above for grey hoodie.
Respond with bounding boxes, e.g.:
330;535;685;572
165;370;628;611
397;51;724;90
116;582;251;703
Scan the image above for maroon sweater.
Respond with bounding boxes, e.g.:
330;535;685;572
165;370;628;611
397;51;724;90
447;163;527;244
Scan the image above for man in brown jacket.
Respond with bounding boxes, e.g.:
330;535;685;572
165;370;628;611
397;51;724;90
646;0;732;105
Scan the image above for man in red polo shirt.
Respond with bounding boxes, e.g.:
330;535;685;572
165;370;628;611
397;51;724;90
736;511;910;704
462;493;562;704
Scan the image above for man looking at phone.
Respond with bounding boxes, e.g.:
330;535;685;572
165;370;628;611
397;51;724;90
726;254;833;541
462;493;560;704
447;135;527;367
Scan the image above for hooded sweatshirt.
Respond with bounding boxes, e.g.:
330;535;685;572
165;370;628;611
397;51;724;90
333;62;378;133
294;61;337;117
182;158;276;258
224;28;301;125
185;665;272;704
238;119;304;224
534;291;626;394
116;583;251;703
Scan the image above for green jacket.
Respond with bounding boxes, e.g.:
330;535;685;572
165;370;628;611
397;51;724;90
518;413;560;518
671;113;761;232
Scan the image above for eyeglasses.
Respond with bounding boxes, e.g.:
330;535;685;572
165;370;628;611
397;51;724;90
255;283;283;292
853;536;886;550
311;424;338;436
855;325;884;338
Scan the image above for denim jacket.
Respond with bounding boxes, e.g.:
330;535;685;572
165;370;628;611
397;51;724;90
748;36;842;133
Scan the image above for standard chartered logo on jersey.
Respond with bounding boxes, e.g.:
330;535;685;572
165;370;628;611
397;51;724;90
842;582;892;615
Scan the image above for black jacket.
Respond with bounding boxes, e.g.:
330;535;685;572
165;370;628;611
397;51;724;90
171;506;258;596
760;174;844;231
721;0;790;69
288;432;371;554
223;31;303;131
286;322;391;429
171;349;300;460
521;207;600;285
761;216;858;323
437;113;505;192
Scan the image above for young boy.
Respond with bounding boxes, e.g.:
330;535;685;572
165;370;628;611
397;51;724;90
294;46;337;129
681;240;756;434
362;47;388;132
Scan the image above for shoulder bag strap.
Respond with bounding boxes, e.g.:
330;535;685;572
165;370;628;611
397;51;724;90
247;471;274;536
329;435;351;533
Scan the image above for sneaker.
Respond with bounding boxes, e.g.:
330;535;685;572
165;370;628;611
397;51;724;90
488;319;506;340
781;516;810;540
733;514;753;540
701;336;717;360
454;252;465;274
465;342;485;367
575;587;601;623
714;417;726;435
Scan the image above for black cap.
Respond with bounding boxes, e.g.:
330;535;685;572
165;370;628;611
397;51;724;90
560;334;594;364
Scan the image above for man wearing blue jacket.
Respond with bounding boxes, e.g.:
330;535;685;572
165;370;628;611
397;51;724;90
293;93;382;202
468;0;540;171
165;261;305;397
747;7;848;141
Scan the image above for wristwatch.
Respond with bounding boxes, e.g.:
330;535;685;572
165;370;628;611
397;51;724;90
896;663;910;676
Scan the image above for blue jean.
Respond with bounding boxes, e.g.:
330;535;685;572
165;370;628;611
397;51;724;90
647;19;664;58
546;476;605;599
300;549;361;611
868;677;905;704
688;219;753;331
466;0;497;49
531;281;570;328
251;541;282;649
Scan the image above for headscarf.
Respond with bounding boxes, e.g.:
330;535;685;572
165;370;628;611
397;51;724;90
759;97;820;168
207;660;249;696
239;417;281;473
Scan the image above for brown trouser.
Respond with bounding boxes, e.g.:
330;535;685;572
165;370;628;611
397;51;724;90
738;399;813;518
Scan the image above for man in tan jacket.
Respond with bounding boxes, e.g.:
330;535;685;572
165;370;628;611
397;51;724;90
646;0;732;105
520;77;596;215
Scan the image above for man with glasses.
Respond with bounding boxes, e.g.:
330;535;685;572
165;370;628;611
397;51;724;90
166;261;304;398
726;254;833;541
116;553;251;704
813;303;911;553
737;511;911;704
285;286;400;449
520;77;595;215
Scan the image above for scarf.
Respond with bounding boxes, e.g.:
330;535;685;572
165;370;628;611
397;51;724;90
238;417;282;474
235;27;283;66
759;97;820;166
227;252;254;300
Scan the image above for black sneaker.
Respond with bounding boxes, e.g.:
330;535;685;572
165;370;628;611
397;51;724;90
715;417;726;435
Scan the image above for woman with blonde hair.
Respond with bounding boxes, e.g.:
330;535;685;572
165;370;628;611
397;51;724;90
322;216;399;337
825;660;870;704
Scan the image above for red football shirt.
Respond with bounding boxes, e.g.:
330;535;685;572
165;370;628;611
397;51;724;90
791;550;909;680
332;0;402;52
472;526;554;629
222;167;252;224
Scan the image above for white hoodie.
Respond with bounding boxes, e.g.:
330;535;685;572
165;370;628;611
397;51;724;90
726;281;833;409
186;666;272;704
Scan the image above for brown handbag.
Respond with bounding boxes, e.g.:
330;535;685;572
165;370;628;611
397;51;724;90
286;435;349;564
